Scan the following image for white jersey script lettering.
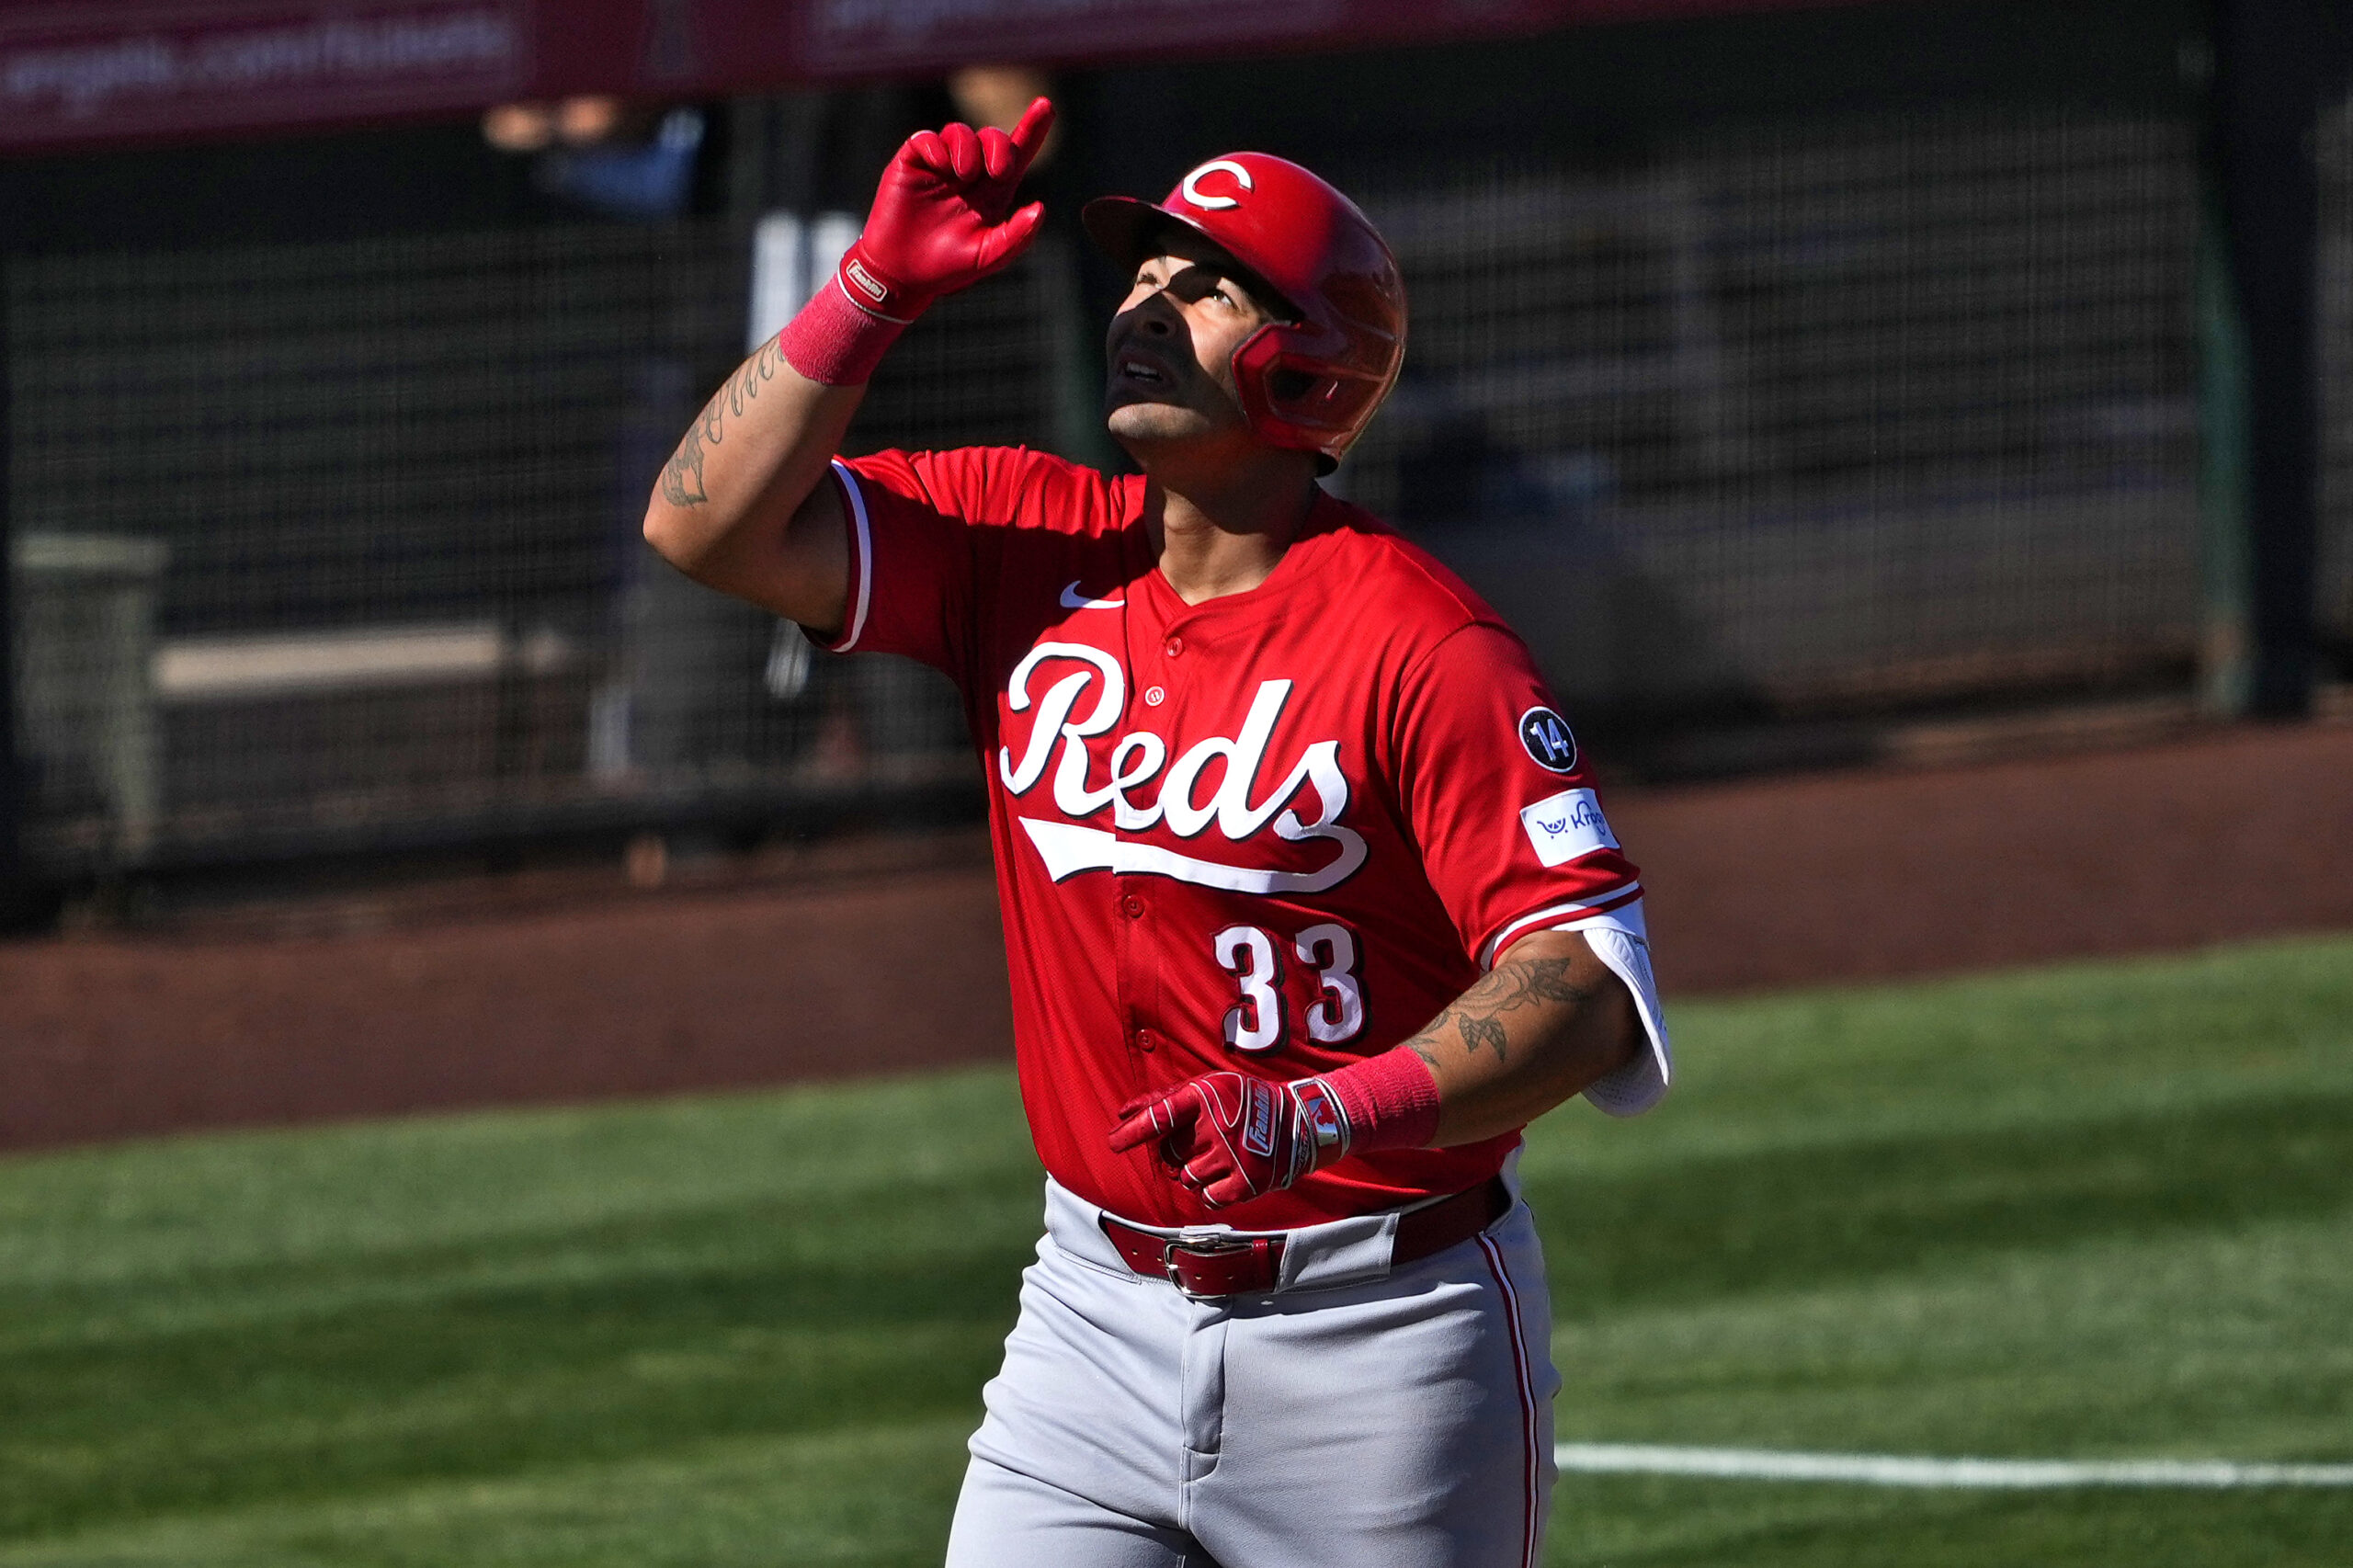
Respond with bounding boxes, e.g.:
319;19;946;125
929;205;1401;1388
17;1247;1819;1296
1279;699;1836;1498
996;649;1366;894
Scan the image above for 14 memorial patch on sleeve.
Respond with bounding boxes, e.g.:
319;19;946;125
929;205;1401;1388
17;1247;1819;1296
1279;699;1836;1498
1518;706;1580;773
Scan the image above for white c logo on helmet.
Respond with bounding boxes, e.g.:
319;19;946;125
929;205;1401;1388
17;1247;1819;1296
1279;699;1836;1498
1179;159;1254;211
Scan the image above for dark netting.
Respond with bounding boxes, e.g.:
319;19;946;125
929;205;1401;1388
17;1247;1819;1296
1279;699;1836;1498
1;94;2314;882
6;215;1048;873
1333;108;2201;726
2318;95;2353;660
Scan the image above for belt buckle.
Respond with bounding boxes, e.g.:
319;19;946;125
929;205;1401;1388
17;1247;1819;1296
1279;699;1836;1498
1162;1233;1251;1300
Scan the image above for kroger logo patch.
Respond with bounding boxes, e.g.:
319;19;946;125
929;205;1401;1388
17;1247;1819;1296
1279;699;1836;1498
1518;788;1619;868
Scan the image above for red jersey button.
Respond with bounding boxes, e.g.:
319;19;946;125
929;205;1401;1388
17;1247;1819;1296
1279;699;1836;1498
1163;636;1184;658
1121;894;1145;918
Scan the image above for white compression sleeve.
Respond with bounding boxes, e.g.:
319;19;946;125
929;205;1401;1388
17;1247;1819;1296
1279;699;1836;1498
1552;900;1671;1118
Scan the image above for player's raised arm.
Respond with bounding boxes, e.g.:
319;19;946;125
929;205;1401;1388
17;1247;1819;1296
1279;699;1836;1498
642;97;1054;636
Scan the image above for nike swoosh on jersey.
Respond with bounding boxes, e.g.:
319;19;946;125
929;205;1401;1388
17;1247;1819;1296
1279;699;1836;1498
1060;581;1125;609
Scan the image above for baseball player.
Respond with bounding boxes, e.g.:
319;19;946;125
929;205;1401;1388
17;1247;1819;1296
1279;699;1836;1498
643;98;1671;1568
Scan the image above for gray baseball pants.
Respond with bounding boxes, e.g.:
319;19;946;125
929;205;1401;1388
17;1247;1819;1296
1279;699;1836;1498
943;1174;1559;1568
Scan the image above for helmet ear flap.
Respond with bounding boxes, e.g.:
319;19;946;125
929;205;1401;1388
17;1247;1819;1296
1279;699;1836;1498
1232;321;1390;468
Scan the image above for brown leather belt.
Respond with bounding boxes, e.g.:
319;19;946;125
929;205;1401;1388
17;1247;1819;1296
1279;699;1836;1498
1097;1176;1512;1300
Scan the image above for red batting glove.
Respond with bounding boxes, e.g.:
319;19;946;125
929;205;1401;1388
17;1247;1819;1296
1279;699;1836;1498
1108;1072;1351;1209
835;97;1053;324
780;97;1053;384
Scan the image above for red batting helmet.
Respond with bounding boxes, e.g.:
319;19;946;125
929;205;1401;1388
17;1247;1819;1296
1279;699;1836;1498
1083;153;1406;472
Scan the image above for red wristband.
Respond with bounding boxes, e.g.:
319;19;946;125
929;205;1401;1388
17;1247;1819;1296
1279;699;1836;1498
776;243;928;386
1316;1048;1443;1157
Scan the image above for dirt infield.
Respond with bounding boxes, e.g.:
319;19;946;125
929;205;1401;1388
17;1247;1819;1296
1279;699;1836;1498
4;719;2349;1153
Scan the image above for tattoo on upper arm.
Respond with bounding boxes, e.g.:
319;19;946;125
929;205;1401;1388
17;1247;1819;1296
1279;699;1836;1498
658;337;784;509
659;390;722;506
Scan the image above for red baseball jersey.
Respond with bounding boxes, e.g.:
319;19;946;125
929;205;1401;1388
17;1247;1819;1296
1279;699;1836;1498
824;446;1643;1229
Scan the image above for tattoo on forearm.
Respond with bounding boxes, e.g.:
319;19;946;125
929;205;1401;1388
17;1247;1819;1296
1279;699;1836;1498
1403;953;1602;1072
1460;1015;1510;1063
1511;957;1598;1008
1468;956;1595;1015
658;336;784;509
1402;1009;1463;1065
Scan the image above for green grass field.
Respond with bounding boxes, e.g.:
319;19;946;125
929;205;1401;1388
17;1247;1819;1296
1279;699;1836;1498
2;933;2348;1566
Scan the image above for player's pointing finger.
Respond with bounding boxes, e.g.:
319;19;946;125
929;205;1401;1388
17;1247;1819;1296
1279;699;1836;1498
1007;97;1054;172
1106;1097;1175;1153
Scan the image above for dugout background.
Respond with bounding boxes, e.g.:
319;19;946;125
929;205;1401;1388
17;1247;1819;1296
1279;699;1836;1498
3;0;2347;906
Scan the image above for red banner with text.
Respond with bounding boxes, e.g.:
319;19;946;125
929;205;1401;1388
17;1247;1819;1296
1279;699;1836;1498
0;0;1872;152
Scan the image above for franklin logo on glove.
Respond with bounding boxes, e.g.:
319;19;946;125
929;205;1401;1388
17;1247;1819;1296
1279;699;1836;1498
844;258;889;304
1244;1082;1278;1157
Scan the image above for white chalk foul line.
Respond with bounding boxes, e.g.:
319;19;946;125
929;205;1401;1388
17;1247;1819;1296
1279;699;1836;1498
1556;1444;2353;1489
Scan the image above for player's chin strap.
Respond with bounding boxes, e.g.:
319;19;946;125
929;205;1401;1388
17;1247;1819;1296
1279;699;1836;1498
1549;899;1673;1118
